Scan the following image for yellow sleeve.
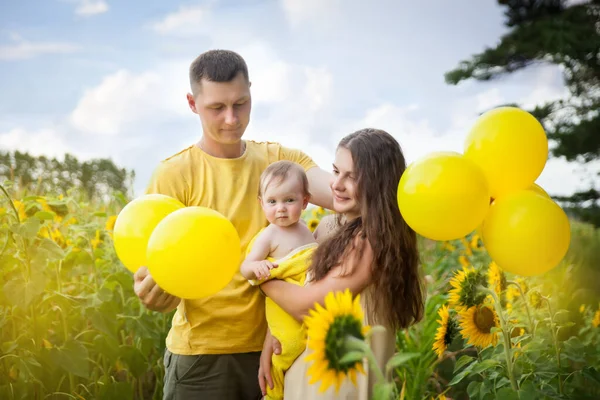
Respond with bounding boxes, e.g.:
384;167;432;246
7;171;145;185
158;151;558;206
145;161;189;205
278;145;317;172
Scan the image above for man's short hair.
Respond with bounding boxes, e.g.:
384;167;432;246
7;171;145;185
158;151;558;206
189;49;249;94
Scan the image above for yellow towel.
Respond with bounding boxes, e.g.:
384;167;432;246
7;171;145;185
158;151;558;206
246;231;317;400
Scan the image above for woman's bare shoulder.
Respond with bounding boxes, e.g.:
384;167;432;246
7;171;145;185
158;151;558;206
314;214;340;243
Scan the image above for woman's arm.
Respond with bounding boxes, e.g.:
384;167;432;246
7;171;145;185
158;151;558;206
261;238;373;322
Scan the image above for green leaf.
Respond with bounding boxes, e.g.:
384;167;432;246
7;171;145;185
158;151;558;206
3;273;47;308
89;309;118;336
467;381;481;398
33;211;55;220
92;211;107;217
372;383;395;400
385;352;419;370
582;367;600;386
339;351;365;365
480;380;492;397
119;345;147;378
1;341;18;354
519;381;537;399
38;238;65;260
11;218;41;239
454;355;475;373
449;368;471;386
98;382;134;400
472;359;501;374
50;340;90;378
496;387;519;400
93;335;120;364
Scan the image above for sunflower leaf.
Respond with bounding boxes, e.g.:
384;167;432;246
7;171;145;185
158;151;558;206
472;359;501;374
449;368;471;386
386;352;419;371
454;355;475;373
338;351;364;365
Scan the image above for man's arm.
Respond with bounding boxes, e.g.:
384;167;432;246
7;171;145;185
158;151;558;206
306;167;334;210
277;145;333;210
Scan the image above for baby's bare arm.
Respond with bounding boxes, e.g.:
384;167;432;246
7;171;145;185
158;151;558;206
241;227;276;280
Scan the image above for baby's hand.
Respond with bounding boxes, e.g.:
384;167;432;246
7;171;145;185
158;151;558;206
253;260;278;280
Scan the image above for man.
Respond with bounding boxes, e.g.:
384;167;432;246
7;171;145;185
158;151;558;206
133;49;333;399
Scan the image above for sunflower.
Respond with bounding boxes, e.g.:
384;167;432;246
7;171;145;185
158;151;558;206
487;262;507;297
458;255;470;268
312;206;327;218
304;289;369;393
458;304;499;348
443;242;456;252
528;290;544;309
470;234;481;251
460;238;473;256
308;218;320;232
449;267;487;310
593;308;600;328
433;305;459;358
105;215;117;231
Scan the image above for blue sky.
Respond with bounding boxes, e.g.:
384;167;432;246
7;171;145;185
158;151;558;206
0;0;591;197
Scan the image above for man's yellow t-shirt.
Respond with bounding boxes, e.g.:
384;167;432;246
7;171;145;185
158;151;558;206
145;140;317;355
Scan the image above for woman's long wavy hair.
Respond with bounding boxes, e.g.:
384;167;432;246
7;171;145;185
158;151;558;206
309;128;424;330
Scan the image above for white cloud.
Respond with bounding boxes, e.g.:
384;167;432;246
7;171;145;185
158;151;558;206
475;87;505;113
519;64;569;109
0;128;75;159
151;4;212;36
74;0;109;16
69;69;165;136
281;0;341;28
0;36;79;61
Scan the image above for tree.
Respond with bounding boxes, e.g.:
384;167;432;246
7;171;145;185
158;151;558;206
0;150;135;201
445;0;600;226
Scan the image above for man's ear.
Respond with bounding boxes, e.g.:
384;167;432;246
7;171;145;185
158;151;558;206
187;93;198;114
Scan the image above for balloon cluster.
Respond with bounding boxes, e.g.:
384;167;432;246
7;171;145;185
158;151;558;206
112;194;241;299
397;107;571;276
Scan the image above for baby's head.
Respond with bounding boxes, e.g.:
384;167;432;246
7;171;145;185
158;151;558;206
259;161;311;227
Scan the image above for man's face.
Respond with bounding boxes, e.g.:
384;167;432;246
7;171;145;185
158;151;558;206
188;72;251;145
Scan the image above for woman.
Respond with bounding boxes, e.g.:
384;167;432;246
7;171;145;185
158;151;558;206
258;128;425;399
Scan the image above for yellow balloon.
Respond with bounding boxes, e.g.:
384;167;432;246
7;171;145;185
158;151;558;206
465;107;548;199
528;183;550;199
146;207;241;299
397;151;490;241
482;190;570;276
113;194;185;273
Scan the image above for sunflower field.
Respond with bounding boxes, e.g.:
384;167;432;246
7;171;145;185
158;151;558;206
1;185;599;399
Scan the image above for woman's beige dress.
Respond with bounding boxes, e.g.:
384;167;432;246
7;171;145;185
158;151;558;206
280;215;396;399
282;287;396;400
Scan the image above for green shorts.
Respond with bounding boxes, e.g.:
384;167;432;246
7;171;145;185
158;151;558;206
163;349;262;400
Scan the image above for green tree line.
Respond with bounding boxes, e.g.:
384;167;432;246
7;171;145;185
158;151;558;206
0;150;135;201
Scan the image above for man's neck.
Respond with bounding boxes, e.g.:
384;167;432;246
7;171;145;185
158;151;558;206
197;137;246;159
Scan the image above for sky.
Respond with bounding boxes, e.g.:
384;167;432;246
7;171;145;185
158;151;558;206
0;0;594;198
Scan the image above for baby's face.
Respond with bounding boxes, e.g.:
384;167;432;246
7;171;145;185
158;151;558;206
260;177;308;228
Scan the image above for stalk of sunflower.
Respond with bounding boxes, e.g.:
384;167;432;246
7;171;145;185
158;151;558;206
480;286;519;391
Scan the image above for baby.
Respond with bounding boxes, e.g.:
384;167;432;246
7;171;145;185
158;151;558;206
241;160;317;400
